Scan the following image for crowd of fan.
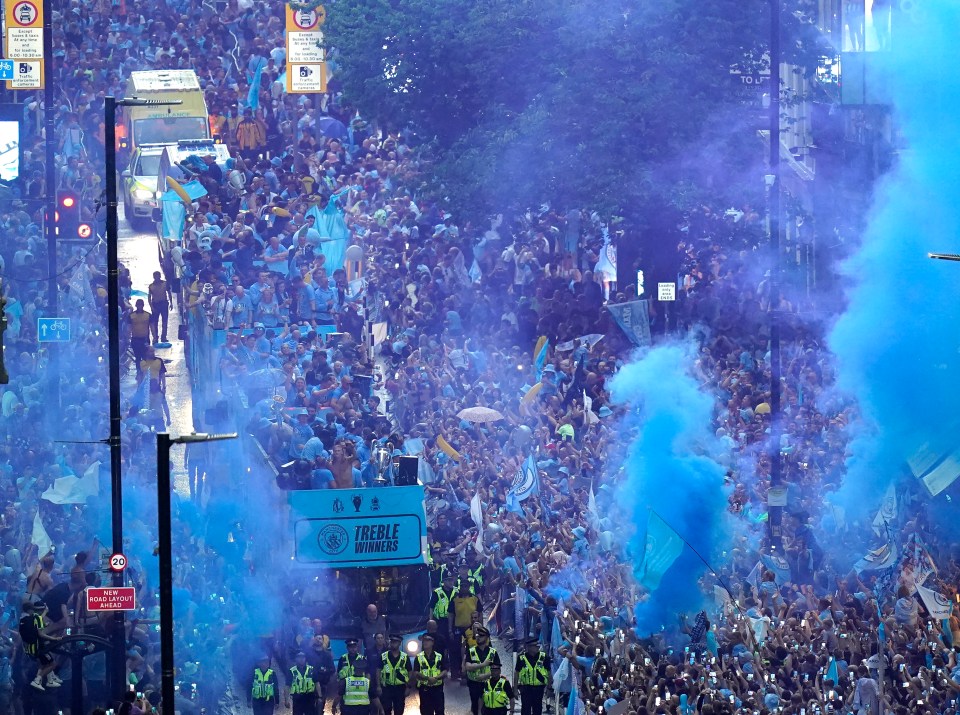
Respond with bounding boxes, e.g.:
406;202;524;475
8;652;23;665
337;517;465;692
0;1;952;715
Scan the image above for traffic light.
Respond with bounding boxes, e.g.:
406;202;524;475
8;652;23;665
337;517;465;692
56;190;79;238
55;190;93;240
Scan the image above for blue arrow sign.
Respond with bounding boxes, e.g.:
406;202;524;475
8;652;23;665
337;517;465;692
0;62;14;80
38;318;71;343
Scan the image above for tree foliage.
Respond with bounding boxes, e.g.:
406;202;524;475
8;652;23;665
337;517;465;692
326;0;831;224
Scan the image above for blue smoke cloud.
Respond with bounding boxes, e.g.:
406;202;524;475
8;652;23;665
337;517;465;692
826;4;960;518
608;341;730;632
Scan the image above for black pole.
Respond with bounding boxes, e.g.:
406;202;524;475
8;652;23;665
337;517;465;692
104;95;127;701
157;433;175;715
42;0;58;406
71;651;84;715
768;0;783;551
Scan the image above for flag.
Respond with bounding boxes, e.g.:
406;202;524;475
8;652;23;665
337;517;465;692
587;486;600;532
505;490;526;516
607;300;651;347
825;657;839;685
42;460;101;505
371;322;388;346
917;584;954;619
551;608;564;657
474;527;484;554
872;483;898;537
855;541;898;573
247;61;263;111
534;337;549;381
760;553;792;586
567;671;586;715
32;512;52;555
515;584;527;639
583;390;599;425
468;259;482;284
470;492;483;529
507;453;539;502
637;512;684;591
746;560;762;593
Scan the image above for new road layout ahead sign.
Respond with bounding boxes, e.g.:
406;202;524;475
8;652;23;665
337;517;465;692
86;587;136;612
37;318;70;342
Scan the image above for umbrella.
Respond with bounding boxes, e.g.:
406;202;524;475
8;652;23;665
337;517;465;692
316;115;347;139
457;406;504;423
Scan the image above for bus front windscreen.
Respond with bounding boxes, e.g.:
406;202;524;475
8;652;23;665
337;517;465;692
134;117;208;145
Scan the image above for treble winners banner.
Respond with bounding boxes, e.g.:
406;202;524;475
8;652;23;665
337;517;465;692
290;486;428;567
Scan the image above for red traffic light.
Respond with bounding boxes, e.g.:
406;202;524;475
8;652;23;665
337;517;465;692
61;196;76;208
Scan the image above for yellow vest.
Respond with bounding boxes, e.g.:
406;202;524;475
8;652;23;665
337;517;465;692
343;676;370;706
417;652;442;685
517;652;548;686
380;652;410;686
483;678;510;709
252;668;275;700
433;587;457;618
289;665;316;695
466;646;495;682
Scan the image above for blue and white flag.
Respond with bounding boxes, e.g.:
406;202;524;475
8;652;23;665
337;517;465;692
638;512;683;591
855;541;898;573
917;584;954;619
760;553;792;586
551;606;564;657
872;483;898;537
505;490;526;516
507;453;539;503
567;671;586;715
607;300;651;347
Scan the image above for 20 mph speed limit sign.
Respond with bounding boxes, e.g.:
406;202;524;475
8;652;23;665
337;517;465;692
109;553;127;572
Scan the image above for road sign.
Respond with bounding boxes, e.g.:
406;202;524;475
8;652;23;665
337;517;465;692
86;587;136;612
109;553;127;572
287;32;325;63
10;0;38;26
657;282;676;301
5;28;41;59
288;5;319;30
288;63;327;93
37;317;70;342
5;0;42;88
9;60;41;89
0;62;13;80
77;223;93;239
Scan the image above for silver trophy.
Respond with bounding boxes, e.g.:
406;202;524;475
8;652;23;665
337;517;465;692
372;440;394;486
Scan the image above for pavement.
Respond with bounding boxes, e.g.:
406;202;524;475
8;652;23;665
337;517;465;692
117;208;194;493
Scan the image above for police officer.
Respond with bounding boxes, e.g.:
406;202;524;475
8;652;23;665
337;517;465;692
430;574;458;649
463;626;500;715
339;656;382;715
482;662;514;715
515;637;550;715
414;633;448;715
335;638;364;713
248;654;280;715
379;634;411;715
286;651;319;715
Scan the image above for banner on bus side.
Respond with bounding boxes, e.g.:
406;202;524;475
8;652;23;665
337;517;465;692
290;486;427;567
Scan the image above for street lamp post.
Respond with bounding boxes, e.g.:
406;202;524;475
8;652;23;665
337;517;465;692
104;95;182;702
156;432;237;715
768;0;784;553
